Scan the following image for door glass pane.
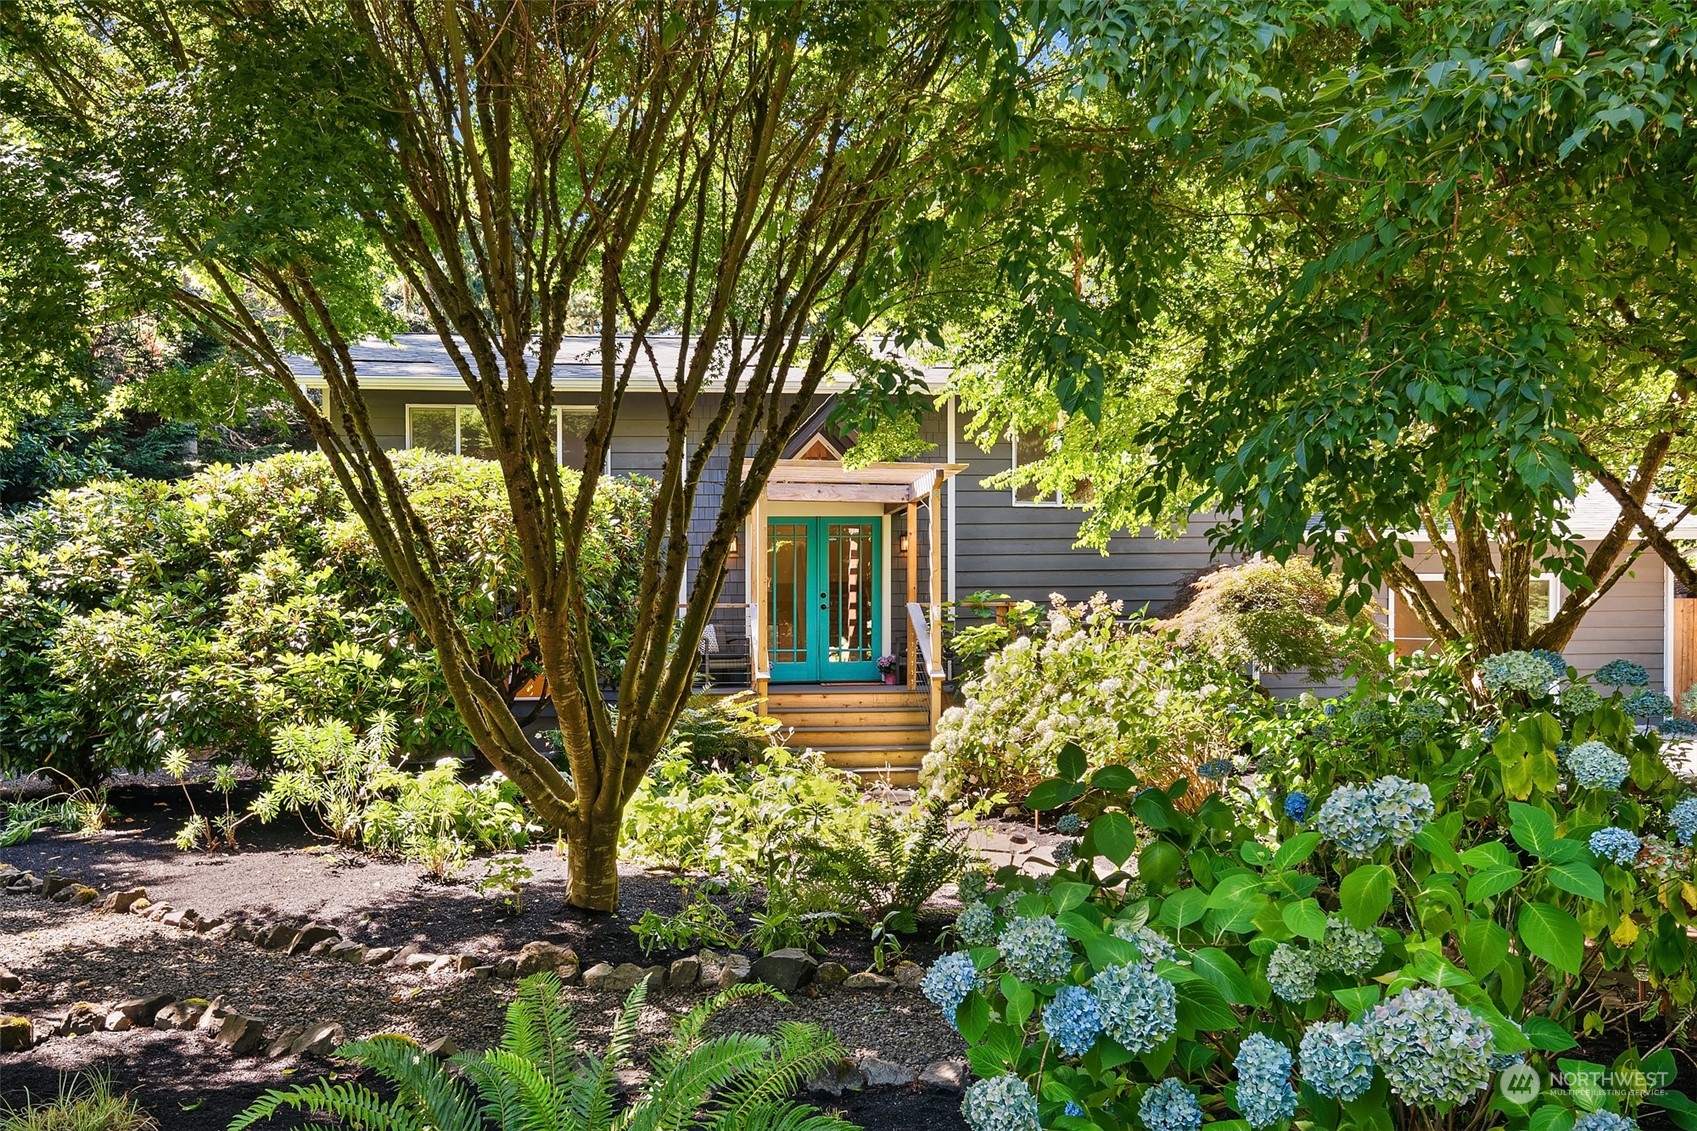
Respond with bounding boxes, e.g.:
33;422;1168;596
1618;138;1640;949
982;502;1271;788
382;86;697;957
459;409;496;460
409;407;456;453
768;523;808;665
826;522;874;664
559;408;593;470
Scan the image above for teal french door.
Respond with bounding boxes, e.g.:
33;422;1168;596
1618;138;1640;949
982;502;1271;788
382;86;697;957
767;516;881;682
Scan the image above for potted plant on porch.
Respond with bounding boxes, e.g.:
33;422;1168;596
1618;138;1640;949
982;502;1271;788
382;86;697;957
876;654;900;685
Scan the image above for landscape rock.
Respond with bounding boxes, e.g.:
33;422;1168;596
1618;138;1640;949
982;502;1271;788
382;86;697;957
194;917;226;935
816;962;849;986
160;907;200;929
100;887;147;914
216;1013;267;1056
514;941;577;977
41;875;74;898
290;1022;347;1058
362;946;396;965
583;962;665;994
69;885;98;905
256;923;301;951
195;996;230;1032
752;948;818;994
842;972;896;991
855;1056;917;1087
128;897;152;915
389;943;423;966
56;1002;102;1036
265;1028;303;1059
286;924;340;955
0;1015;33;1052
402;952;443;970
716;954;751;988
494;958;518;979
452;955;480;973
153;1001;207;1031
804;1059;866;1097
115;993;175;1025
102;1010;133;1033
919;1059;968;1090
227;921;258;943
307;937;340;957
0;966;21;992
145;903;173;921
892;961;925;991
327;941;368;964
472;965;497;982
667;956;700;991
422;1036;459;1059
426;956;456;976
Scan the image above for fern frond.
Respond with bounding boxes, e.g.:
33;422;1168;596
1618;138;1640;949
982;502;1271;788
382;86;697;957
463;1048;572;1131
728;1102;853;1131
619;1035;774;1131
706;1021;845;1129
500;973;581;1086
333;1035;481;1131
564;1053;620;1131
225;1081;425;1131
671;980;779;1046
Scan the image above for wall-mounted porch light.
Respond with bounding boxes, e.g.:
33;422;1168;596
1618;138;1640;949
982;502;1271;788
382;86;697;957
899;532;910;553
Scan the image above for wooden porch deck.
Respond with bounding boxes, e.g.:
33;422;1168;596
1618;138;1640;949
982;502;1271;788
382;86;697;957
716;682;934;786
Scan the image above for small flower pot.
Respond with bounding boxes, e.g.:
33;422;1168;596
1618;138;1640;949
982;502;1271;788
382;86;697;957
883;672;899;685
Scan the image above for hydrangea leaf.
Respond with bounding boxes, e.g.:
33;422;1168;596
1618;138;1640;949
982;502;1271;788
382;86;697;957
1465;865;1526;906
1191;947;1257;1006
1458;917;1510;975
1086;811;1136;865
1283;898;1329;940
1546;859;1606;903
1508;803;1560;858
1158;888;1209;930
1272;831;1323;870
1518;902;1585;976
1339;865;1393;929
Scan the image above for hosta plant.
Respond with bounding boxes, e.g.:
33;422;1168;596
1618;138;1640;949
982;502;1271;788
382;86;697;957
229;974;854;1131
930;697;1697;1131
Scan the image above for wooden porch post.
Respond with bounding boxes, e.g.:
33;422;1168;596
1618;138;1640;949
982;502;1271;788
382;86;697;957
753;494;769;709
905;501;918;689
928;493;943;728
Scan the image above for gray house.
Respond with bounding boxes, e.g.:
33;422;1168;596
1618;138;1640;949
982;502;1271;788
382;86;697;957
295;334;1687;780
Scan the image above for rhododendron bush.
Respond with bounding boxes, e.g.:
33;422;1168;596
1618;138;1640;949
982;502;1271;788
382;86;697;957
927;654;1697;1131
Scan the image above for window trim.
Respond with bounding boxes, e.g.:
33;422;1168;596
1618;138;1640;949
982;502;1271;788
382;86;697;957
406;403;611;472
1388;572;1560;644
1009;425;1080;508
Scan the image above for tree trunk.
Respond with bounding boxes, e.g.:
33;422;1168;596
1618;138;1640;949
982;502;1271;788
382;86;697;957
566;817;622;913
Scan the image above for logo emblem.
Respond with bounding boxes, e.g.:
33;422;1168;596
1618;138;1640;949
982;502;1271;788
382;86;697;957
1498;1063;1542;1103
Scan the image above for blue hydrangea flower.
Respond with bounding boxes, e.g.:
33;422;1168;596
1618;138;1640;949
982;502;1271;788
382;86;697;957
1138;1077;1204;1131
1348;704;1385;730
1531;649;1568;679
1092;961;1178;1052
1315;775;1434;856
1568;740;1630;790
1657;717;1697;739
1670;798;1697;846
1283;791;1311;821
1111;921;1178;963
1315;917;1384;975
1233;1033;1298;1128
1481;651;1558;695
1056;813;1083;836
1588;827;1641;867
1625;690;1675;717
1322;700;1339;717
1299;1021;1375;1101
997;915;1073;983
1596;659;1651;688
1041;984;1102;1056
956;903;999;947
1197;758;1234;780
957;868;990;903
921;952;981;1024
1062;1101;1085;1119
1562;685;1603;714
1481;722;1500;742
1398;725;1427;748
1267;943;1318;1002
1052;840;1077;866
961;1074;1040;1131
1406;700;1445;722
1573;1112;1638;1131
1361;987;1493;1107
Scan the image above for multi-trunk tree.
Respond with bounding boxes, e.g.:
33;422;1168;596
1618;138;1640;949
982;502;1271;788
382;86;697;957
0;1;1018;909
951;1;1697;659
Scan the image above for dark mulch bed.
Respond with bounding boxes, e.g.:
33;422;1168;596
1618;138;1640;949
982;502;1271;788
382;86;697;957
1;775;968;1131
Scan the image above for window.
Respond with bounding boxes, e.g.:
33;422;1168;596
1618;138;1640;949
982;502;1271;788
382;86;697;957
1390;574;1557;656
407;405;609;471
1010;426;1093;507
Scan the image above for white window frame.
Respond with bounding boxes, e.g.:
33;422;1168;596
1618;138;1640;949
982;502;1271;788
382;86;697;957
406;404;611;472
1387;572;1560;644
1010;425;1072;507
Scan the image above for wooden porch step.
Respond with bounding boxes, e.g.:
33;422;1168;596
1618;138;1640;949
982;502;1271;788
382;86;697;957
772;706;931;729
766;689;929;711
846;766;921;786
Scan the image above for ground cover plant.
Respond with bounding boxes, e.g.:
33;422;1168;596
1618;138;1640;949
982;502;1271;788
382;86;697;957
0;449;650;789
229;974;854;1131
0;1075;156;1131
923;652;1697;1131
